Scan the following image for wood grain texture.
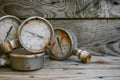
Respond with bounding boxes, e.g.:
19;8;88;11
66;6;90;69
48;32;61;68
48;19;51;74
0;0;120;18
0;0;120;56
49;19;120;56
0;56;120;80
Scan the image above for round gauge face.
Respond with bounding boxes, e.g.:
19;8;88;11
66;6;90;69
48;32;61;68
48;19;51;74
18;16;54;53
0;15;21;44
49;28;73;60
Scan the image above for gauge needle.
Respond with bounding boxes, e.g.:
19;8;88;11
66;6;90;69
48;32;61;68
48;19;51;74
24;30;44;39
57;37;64;55
4;26;13;40
36;34;44;39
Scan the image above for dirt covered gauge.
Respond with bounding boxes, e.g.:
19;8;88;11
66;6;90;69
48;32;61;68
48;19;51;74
18;16;54;53
0;15;21;43
49;28;91;62
49;28;77;60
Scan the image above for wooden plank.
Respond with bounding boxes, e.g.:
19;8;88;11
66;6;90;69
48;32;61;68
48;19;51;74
49;19;120;56
0;0;120;19
0;19;117;56
0;19;120;56
0;75;119;80
0;56;120;80
0;70;120;80
43;56;120;69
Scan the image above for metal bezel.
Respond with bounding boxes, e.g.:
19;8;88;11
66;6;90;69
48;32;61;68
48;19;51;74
0;15;21;23
18;16;54;53
10;48;45;58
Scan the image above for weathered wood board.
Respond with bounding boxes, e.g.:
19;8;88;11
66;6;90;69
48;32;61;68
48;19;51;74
0;1;120;80
0;19;120;56
0;56;120;80
49;19;120;56
0;0;120;18
0;0;120;56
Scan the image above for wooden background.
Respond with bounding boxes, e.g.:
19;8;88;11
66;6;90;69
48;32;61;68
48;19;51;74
0;0;120;56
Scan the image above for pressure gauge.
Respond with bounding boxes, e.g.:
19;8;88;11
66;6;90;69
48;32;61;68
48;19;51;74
18;16;54;53
0;15;21;43
49;28;91;62
49;28;77;60
0;15;21;53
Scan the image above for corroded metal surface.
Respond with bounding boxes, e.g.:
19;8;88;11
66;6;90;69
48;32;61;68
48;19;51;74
10;48;44;71
75;48;91;63
0;40;18;53
0;40;13;53
49;28;77;60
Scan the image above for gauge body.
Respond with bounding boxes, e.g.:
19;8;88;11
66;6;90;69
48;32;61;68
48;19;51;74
18;16;54;53
9;48;44;71
49;28;78;60
0;15;21;43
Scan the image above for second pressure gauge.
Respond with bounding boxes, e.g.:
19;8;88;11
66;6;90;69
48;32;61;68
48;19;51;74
18;16;54;53
49;28;78;60
0;15;21;53
0;15;21;44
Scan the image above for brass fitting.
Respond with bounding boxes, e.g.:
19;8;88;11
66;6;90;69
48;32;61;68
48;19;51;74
75;48;91;63
0;39;18;53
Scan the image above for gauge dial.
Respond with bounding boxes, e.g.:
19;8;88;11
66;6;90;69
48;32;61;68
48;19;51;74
49;28;75;60
0;15;21;44
18;16;54;53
